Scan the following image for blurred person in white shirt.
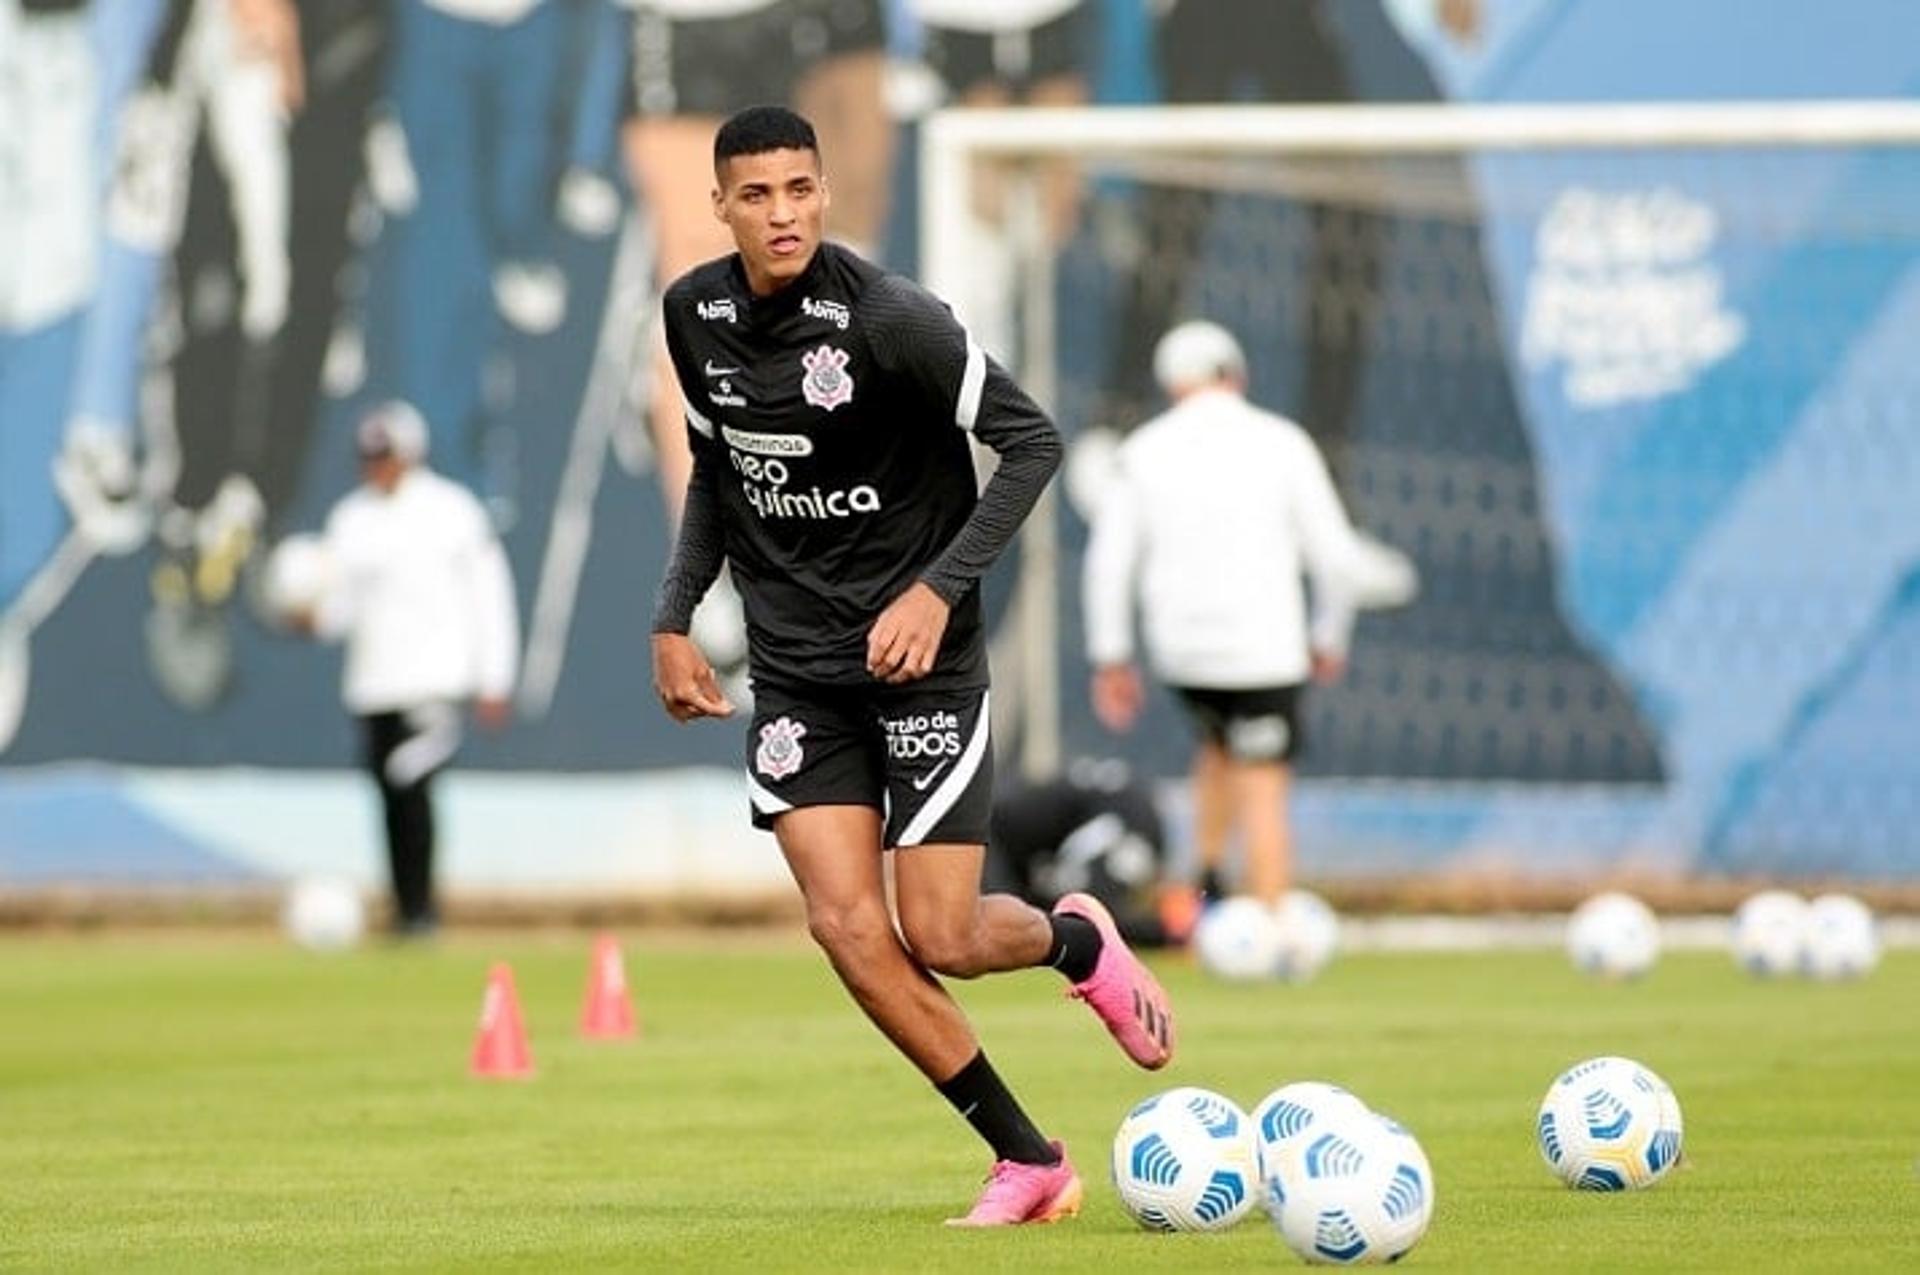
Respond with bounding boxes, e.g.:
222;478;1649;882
1082;321;1409;907
291;401;519;936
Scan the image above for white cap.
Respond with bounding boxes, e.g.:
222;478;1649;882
1152;320;1246;395
356;400;429;463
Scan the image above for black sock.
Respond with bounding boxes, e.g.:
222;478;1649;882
1047;914;1102;983
1199;866;1229;900
935;1050;1058;1166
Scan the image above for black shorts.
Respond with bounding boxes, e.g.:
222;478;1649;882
744;681;994;847
1171;684;1305;763
626;0;886;120
923;4;1089;98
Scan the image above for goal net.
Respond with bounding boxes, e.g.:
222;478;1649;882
924;102;1920;876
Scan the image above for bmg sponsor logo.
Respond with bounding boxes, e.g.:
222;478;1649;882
697;297;738;323
882;710;962;759
802;296;850;330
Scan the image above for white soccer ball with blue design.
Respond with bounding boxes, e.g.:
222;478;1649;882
1251;1080;1373;1206
1536;1056;1683;1191
1731;890;1808;977
1265;1103;1435;1264
1194;898;1284;981
1566;891;1660;979
1272;889;1340;982
1110;1086;1261;1231
1802;893;1879;980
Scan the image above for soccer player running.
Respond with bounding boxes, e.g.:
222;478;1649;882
1083;321;1394;907
650;106;1175;1227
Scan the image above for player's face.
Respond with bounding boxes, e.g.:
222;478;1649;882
713;147;829;296
361;454;405;494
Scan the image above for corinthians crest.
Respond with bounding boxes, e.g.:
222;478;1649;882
800;344;854;411
755;716;807;780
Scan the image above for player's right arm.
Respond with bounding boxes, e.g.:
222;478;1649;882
649;296;734;722
650;453;734;722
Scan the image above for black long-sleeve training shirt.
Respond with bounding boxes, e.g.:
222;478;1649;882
651;242;1062;690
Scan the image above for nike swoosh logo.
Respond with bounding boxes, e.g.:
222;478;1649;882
704;360;740;377
911;760;951;793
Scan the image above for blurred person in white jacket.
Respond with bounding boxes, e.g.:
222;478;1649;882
1083;321;1408;907
292;402;519;936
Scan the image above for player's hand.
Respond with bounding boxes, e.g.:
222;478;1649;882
474;696;511;731
652;633;735;722
1310;650;1348;684
867;581;950;684
1092;663;1144;733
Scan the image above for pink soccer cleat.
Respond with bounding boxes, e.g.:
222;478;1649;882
945;1142;1084;1227
1054;892;1176;1069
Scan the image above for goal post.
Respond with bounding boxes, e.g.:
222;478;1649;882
925;100;1920;312
920;97;1920;872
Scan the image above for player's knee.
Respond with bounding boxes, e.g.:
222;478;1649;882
805;900;891;961
899;917;983;980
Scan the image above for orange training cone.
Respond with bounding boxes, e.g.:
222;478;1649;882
470;962;535;1078
580;933;638;1039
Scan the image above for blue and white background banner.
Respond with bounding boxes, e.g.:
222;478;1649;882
3;0;1916;885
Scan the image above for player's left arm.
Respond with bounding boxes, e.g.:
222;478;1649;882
462;498;520;728
866;277;1063;682
302;503;358;641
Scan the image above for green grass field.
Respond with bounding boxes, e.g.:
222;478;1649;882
1;933;1915;1272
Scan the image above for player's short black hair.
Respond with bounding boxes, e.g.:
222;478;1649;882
713;105;819;176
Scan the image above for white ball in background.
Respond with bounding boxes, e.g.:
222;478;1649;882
1272;889;1340;983
1341;530;1421;610
262;534;337;624
1566;892;1661;980
1730;890;1808;978
282;877;366;952
1802;893;1879;981
1195;897;1284;981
